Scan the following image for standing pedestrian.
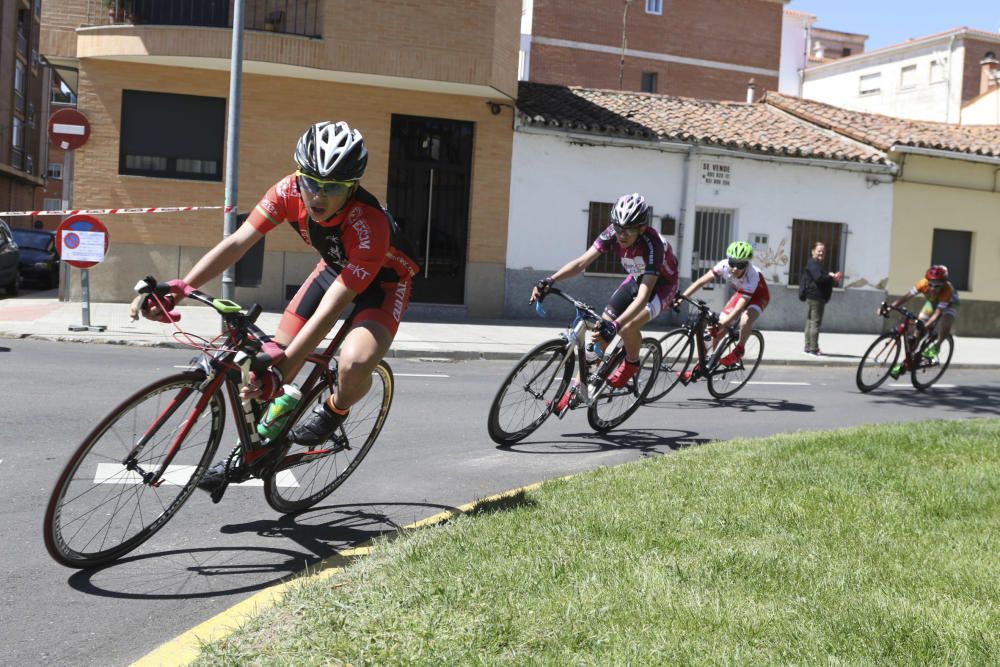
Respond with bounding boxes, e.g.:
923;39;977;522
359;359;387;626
800;242;842;356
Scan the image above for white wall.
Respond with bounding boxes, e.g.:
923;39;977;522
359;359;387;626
779;12;813;95
803;39;966;122
962;87;1000;124
507;132;686;270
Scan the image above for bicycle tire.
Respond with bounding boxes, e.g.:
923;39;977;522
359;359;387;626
264;361;393;513
44;372;223;568
707;330;764;399
643;329;694;404
487;338;573;445
855;333;901;393
587;337;661;432
911;334;954;391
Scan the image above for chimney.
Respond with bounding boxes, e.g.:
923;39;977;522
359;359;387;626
746;78;756;104
981;51;1000;95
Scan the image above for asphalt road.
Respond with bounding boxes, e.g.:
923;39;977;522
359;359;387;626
2;338;998;666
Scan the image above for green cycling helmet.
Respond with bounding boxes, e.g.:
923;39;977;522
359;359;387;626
726;241;754;261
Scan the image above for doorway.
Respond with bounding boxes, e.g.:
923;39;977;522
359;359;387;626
387;114;474;305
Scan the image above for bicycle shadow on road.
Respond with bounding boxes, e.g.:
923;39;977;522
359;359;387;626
64;501;457;600
645;397;816;413
500;427;712;455
861;383;1000;416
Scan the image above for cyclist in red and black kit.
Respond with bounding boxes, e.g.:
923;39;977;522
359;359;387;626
130;121;418;490
531;193;679;409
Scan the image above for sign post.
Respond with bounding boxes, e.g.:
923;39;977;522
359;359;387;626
57;215;110;332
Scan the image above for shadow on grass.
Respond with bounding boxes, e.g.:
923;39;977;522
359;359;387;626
465;489;538;517
863;382;1000;416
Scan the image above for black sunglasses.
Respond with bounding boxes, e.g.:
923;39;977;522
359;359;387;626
728;258;749;270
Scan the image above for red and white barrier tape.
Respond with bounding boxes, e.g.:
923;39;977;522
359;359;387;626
0;205;237;217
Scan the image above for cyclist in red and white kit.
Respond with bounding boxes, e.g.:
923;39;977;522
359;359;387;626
130;121;418;489
531;193;679;402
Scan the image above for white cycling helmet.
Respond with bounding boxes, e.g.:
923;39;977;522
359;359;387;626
293;121;368;180
610;193;649;228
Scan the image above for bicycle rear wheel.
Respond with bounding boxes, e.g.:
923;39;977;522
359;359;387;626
911;334;954;391
487;338;573;445
44;372;223;568
643;329;693;404
587;337;661;432
855;333;901;393
708;330;764;399
264;361;393;514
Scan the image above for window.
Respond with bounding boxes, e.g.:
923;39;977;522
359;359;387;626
691;208;733;284
931;229;972;291
119;90;225;181
14;61;26;113
788;219;847;286
859;72;881;95
645;0;663;15
641;71;658;93
841;47;852;57
929;59;945;83
585;201;620;275
43;198;63;210
899;64;918;89
47;162;63;179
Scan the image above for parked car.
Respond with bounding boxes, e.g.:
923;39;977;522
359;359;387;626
10;227;59;289
0;219;21;296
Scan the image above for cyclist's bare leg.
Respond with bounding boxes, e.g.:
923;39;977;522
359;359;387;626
617;309;651;359
737;308;760;348
331;320;393;407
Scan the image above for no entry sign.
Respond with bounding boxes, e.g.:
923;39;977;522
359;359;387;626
57;214;109;269
48;108;91;151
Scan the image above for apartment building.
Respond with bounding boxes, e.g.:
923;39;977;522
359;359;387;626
1;0;50;216
802;27;1000;123
779;9;867;96
40;0;520;316
520;0;784;101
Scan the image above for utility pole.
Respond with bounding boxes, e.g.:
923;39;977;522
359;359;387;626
221;0;246;301
619;0;634;90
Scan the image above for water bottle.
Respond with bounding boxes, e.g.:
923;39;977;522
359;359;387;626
586;340;604;364
257;384;302;440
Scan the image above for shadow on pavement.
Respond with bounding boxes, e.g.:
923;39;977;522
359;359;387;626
502;427;712;455
862;383;1000;416
65;501;455;600
646;397;816;413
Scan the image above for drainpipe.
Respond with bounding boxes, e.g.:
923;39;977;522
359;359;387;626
943;33;957;123
675;145;697;282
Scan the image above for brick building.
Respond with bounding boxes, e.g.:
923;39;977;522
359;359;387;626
520;0;784;101
40;0;519;315
1;0;50;218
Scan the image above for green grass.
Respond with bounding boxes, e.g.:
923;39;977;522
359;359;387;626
195;419;1000;666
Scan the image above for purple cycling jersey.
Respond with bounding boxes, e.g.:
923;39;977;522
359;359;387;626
592;224;679;287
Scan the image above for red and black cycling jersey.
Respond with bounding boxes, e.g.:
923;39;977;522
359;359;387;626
247;174;419;292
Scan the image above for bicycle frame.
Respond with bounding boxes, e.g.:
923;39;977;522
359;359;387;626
884;304;933;369
127;281;357;488
536;288;619;409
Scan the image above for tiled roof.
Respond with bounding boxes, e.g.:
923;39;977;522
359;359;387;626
764;91;1000;158
516;81;888;164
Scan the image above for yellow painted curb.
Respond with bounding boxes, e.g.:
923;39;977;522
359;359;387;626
131;478;558;666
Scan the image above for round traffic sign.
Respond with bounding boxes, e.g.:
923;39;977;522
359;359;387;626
57;214;110;269
48;108;91;151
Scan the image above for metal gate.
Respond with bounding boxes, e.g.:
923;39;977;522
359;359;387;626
691;207;733;284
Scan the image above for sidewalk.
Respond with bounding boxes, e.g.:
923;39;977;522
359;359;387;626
1;295;997;367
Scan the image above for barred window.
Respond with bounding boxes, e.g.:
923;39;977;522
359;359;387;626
585;201;618;275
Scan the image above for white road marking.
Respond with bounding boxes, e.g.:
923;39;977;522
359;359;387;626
95;463;299;487
746;381;811;386
395;373;449;378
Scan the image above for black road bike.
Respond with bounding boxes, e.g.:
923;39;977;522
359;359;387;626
44;278;393;568
856;302;954;393
487;287;661;444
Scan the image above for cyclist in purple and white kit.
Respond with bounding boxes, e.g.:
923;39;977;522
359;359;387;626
531;193;679;397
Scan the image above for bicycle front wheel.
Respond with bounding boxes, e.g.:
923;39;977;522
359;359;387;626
643;329;693;404
587;337;661;432
855;333;901;393
264;361;393;514
487;338;573;445
44;372;224;568
911;334;954;391
708;330;764;399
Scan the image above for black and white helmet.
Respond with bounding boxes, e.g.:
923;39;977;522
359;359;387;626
294;121;368;180
610;193;649;228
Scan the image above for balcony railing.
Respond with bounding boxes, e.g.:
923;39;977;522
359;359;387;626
92;1;322;38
